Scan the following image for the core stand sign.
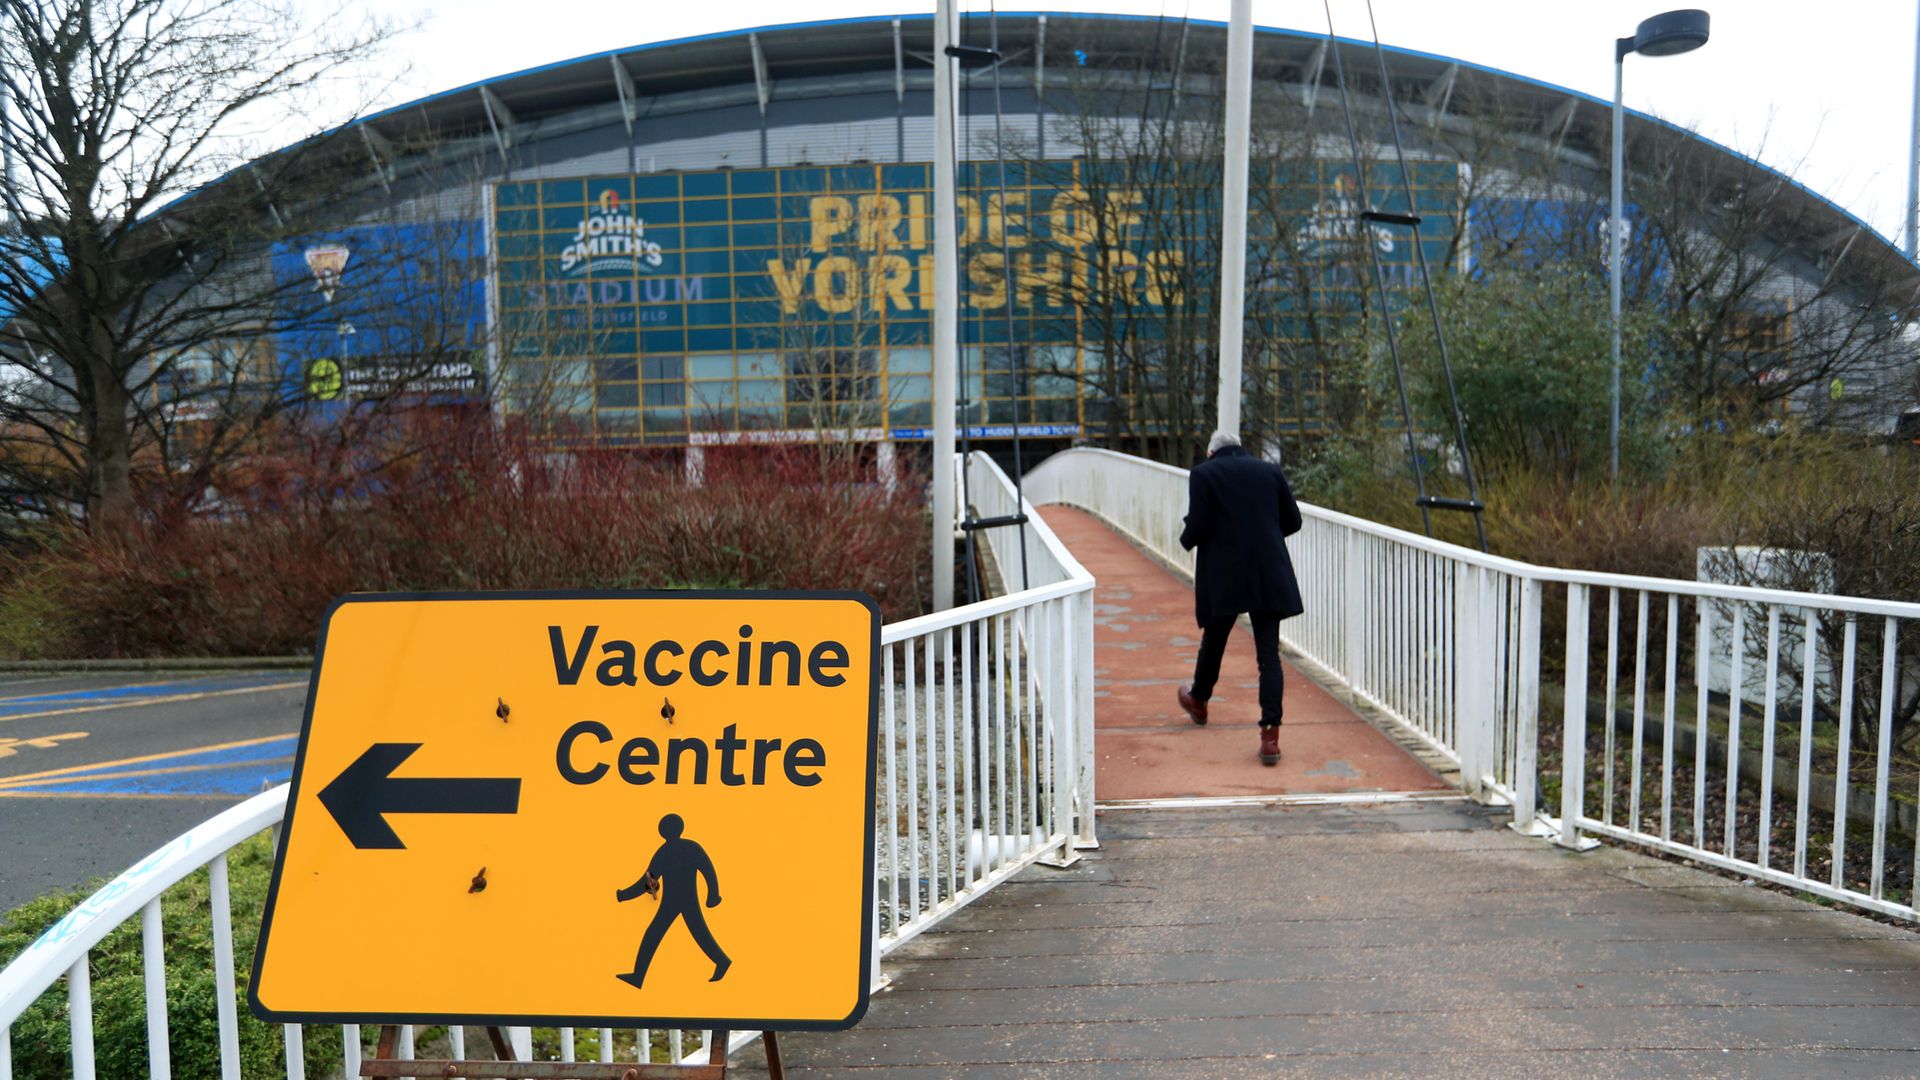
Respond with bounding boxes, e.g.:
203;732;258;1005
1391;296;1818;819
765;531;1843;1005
358;1024;785;1079
250;591;880;1053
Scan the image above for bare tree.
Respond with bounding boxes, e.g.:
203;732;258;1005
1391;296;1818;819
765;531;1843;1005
752;188;923;478
1009;20;1229;465
1630;135;1920;429
1428;95;1920;437
1009;24;1437;467
0;0;391;535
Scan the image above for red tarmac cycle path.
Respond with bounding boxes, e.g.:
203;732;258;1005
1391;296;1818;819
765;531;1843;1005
1037;505;1449;801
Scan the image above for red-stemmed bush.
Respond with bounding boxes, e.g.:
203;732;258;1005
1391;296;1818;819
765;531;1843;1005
0;412;930;658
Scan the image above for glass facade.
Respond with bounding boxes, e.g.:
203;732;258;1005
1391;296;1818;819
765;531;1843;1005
488;159;1462;446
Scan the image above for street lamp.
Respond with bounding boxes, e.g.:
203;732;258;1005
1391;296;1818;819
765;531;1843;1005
1611;9;1710;481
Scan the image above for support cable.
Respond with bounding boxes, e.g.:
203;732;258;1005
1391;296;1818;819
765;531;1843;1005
950;8;982;605
988;1;1031;592
1361;0;1488;551
1321;4;1434;539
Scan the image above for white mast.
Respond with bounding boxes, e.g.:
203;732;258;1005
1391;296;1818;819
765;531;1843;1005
1908;0;1920;259
1215;0;1254;440
931;0;960;610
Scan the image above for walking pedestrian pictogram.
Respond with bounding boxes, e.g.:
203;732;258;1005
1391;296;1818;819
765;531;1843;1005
617;813;731;988
248;590;880;1031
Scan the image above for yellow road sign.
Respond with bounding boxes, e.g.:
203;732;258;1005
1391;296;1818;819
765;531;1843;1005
250;590;879;1030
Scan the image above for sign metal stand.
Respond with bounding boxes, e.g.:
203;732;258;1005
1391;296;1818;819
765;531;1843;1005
358;1024;785;1079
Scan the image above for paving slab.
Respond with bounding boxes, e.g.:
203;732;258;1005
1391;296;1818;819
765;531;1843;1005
731;800;1920;1078
1035;506;1446;800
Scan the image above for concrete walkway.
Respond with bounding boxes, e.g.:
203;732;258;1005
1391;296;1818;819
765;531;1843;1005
752;799;1920;1078
1037;505;1445;801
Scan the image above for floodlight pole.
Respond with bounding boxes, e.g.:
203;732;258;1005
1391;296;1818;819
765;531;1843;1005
1215;0;1253;443
1609;47;1626;483
931;0;960;611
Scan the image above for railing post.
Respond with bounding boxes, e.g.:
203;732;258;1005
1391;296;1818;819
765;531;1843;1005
1455;563;1485;799
207;856;241;1080
1342;529;1364;694
1511;575;1549;835
1477;567;1504;800
66;959;93;1080
1482;569;1505;798
1040;598;1081;867
870;860;887;992
283;1024;305;1080
1071;585;1099;850
140;899;170;1080
1558;583;1599;850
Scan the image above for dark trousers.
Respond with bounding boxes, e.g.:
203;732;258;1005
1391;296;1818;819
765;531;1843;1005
1191;611;1285;727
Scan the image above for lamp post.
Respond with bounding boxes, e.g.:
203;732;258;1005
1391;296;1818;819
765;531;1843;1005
1611;9;1709;481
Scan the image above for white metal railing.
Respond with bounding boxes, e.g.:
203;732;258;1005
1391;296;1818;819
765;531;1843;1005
1029;446;1920;921
872;450;1097;964
0;453;1095;1078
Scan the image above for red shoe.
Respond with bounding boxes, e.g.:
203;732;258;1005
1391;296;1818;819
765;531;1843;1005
1259;726;1280;766
1176;685;1207;726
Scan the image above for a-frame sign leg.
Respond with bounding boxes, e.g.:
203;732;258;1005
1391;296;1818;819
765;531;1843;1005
710;1029;787;1079
487;1022;526;1068
486;1025;518;1063
761;1030;785;1080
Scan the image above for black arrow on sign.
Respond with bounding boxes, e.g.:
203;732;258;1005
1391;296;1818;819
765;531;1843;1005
316;743;521;850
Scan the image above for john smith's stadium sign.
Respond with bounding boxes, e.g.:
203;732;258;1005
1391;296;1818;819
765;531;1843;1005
559;190;664;277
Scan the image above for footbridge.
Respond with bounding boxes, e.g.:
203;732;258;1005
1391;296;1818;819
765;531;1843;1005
5;448;1919;1076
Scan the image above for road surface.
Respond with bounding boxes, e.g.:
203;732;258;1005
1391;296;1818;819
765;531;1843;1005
0;671;308;913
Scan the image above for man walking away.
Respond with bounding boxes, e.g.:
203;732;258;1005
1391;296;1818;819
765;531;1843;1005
1176;432;1305;765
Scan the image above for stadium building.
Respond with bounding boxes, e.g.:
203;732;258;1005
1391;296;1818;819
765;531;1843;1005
199;12;1919;464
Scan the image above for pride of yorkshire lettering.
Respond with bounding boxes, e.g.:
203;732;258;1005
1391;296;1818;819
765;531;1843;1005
549;624;844;789
764;187;1185;318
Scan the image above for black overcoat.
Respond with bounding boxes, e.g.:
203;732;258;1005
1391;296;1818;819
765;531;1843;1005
1177;444;1305;626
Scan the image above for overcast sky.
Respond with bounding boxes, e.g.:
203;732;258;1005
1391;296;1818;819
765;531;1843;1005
342;0;1920;248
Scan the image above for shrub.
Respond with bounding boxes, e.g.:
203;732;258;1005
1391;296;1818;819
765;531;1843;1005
1398;261;1667;481
1727;437;1920;746
0;553;72;659
0;417;931;659
1482;468;1724;581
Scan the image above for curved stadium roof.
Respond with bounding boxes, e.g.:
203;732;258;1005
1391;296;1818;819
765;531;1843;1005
216;11;1916;294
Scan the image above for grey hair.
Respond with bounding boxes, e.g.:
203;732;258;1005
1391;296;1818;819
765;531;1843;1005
1207;430;1240;455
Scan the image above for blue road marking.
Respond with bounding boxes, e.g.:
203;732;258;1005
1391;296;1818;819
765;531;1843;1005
0;675;296;716
0;735;298;796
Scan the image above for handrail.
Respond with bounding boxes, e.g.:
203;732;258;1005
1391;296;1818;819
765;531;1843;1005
883;577;1087;642
1043;448;1920;618
1028;446;1920;922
